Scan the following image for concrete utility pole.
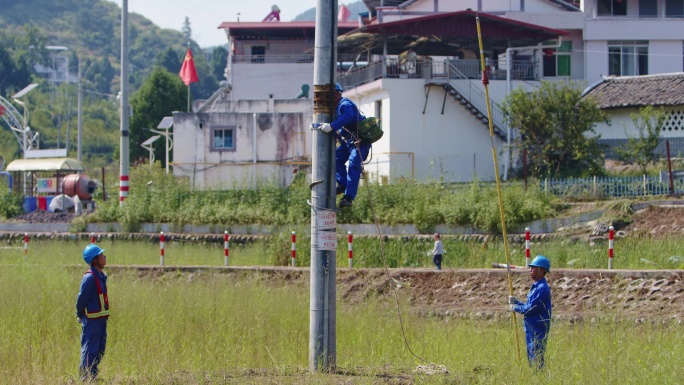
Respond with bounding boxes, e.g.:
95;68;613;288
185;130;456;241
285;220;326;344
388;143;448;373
309;0;338;373
119;0;130;205
77;59;82;162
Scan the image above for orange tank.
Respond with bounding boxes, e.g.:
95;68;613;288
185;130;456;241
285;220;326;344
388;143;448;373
62;174;96;200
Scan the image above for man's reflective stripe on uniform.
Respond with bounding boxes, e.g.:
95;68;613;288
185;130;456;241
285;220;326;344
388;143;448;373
85;270;110;319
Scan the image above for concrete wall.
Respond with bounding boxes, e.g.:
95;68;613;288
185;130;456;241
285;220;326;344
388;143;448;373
591;106;684;158
229;63;314;100
172;100;313;190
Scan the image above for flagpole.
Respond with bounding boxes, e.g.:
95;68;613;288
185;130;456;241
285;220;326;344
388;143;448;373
187;84;191;112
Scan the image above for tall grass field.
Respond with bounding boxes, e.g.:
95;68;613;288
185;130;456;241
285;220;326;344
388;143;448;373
0;265;682;384
2;235;682;270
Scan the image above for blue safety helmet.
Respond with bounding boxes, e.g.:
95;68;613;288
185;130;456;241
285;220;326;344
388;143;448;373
83;244;105;265
529;255;551;272
335;83;343;92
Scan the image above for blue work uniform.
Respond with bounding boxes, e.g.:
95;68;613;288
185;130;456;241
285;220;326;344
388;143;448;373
513;277;552;369
331;97;370;201
76;269;110;380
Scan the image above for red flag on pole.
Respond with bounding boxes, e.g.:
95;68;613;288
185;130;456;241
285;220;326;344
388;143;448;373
179;48;199;85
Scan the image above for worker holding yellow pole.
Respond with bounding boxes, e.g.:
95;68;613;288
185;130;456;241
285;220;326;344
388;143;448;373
509;255;553;369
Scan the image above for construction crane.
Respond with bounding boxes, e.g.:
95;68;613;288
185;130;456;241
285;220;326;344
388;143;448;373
0;84;41;158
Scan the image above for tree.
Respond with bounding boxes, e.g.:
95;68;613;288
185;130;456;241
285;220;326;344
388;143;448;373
155;47;181;74
211;46;228;82
615;106;666;175
129;67;187;163
501;81;609;178
182;17;192;42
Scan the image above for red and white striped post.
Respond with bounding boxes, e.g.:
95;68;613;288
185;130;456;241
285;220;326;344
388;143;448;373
525;227;531;267
23;233;28;258
160;231;165;266
608;226;614;269
90;232;96;244
224;231;230;266
119;175;129;202
291;231;296;267
348;231;353;268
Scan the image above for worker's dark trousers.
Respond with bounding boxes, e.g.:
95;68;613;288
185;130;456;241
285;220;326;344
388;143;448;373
80;318;108;380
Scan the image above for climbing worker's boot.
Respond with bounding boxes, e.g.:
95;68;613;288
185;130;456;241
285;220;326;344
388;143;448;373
339;196;353;208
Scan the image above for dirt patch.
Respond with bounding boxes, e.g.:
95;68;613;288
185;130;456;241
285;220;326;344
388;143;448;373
336;268;684;323
12;209;77;223
118;266;684;323
624;205;684;238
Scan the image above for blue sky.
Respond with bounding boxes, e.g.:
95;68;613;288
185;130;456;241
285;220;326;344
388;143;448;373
106;0;319;47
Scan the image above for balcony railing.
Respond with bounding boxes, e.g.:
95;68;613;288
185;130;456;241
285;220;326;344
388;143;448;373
231;54;360;64
338;58;539;89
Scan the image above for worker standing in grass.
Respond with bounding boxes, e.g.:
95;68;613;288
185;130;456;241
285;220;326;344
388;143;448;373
431;233;444;270
312;83;370;209
508;255;552;369
76;244;110;381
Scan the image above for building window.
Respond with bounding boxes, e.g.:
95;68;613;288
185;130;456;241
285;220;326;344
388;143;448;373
542;41;572;77
212;126;235;151
666;0;684;17
639;0;658;17
608;41;648;76
663;110;684;132
251;46;265;63
598;0;627;16
375;100;382;122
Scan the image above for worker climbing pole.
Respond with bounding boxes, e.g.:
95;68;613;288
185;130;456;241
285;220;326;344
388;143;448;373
475;15;523;362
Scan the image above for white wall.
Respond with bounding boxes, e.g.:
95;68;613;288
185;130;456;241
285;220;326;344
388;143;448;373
230;63;314;100
584;40;609;83
593;106;684;140
649;41;684;74
342;79;506;183
172;99;313;190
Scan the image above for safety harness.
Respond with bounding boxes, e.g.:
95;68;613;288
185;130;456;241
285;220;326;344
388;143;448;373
84;270;110;319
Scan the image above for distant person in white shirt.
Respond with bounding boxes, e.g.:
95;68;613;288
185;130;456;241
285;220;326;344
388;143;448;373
431;233;444;270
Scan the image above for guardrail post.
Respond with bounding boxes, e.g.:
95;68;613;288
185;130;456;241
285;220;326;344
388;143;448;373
348;231;353;268
291;231;296;267
160;231;165;266
224;231;230;266
525;228;531;267
608;226;614;270
23;233;28;259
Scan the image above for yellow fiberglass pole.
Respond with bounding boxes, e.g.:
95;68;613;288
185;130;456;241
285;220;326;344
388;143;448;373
475;15;522;362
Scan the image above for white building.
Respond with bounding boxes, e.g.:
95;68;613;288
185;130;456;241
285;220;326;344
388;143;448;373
172;0;684;189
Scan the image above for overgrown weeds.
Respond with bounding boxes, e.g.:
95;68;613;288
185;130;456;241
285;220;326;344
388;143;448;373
83;166;556;233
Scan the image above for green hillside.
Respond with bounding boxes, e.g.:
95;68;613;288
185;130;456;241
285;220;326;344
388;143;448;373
0;0;227;172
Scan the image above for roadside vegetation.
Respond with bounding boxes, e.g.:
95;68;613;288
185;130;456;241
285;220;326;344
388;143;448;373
2;232;682;270
68;164;556;234
1;266;682;384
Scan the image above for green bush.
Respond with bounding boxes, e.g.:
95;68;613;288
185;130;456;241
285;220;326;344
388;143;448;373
85;165;555;233
0;191;23;219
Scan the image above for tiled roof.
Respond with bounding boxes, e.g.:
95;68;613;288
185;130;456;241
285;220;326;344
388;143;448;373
582;73;684;109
